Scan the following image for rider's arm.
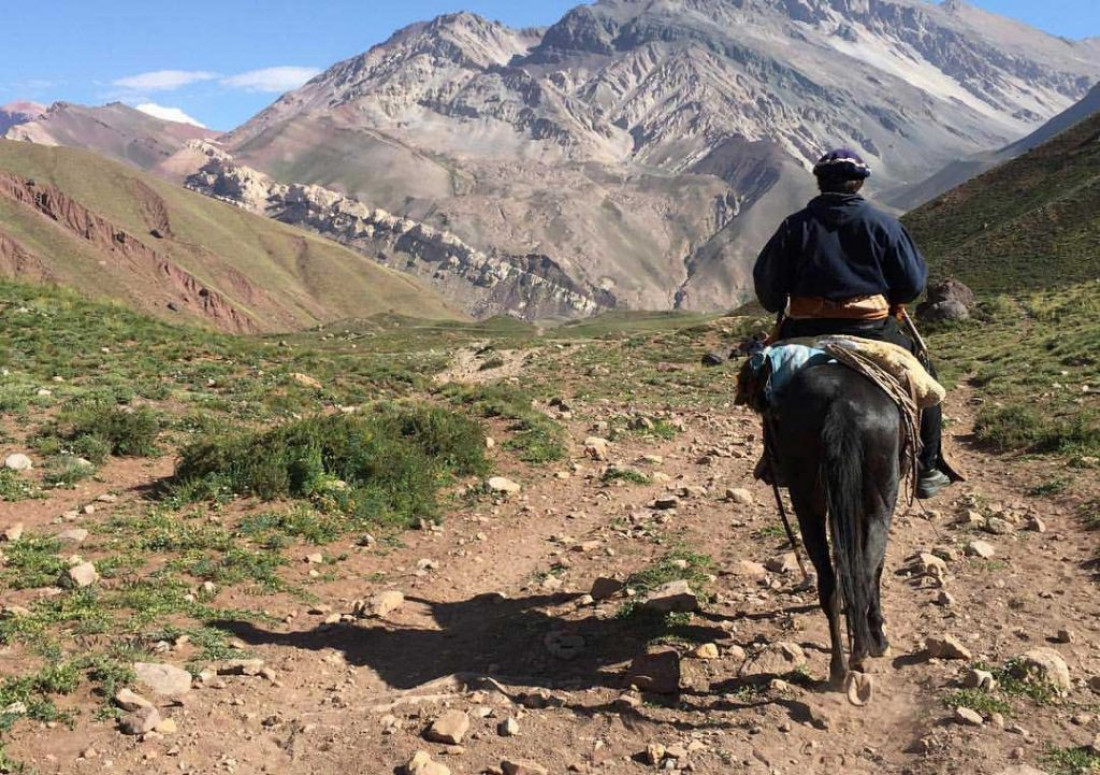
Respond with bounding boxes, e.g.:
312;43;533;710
882;223;928;306
753;219;792;313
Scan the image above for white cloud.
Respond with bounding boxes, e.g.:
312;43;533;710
136;102;207;128
219;66;321;93
114;70;219;92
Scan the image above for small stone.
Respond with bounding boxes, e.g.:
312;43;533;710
305;553;324;565
56;529;89;545
502;760;549;775
692;643;720;660
1011;648;1071;691
215;659;265;676
406;750;451;775
2;523;24;542
925;635;972;661
766;553;799;575
584;437;611;461
119;706;161;736
936;591;956;607
644;743;666;765
3;454;32;472
653;496;680;511
425;710;470;745
1025;516;1047;533
487;477;521;494
498;718;520;737
991;712;1006;730
62;562;99;589
730;560;768;578
81;747;98;760
356;590;405;618
114;688;153;712
1054;629;1074;644
624;648;681;694
962;669;997;691
918;553;949;577
155;718;178;734
967;540;997;559
740;642;807;677
955;707;984;726
133;663;192;699
590;577;624;601
726;488;754;505
984;517;1013;535
290;373;323;390
641;580;698;613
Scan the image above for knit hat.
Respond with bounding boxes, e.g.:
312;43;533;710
813;148;872;180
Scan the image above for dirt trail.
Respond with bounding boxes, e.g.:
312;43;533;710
3;363;1098;775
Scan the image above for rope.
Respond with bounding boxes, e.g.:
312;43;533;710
820;343;922;505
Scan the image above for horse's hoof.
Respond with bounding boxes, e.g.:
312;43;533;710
846;672;874;706
795;573;817;592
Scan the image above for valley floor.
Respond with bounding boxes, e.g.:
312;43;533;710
1;321;1098;775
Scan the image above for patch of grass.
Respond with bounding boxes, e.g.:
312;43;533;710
41;455;96;488
618;548;714;624
976;405;1099;456
945;688;1011;717
602;467;652;485
173;406;487;528
440;383;565;464
1079;499;1100;530
994;659;1063;705
479;356;506;371
0;536;67;590
1043;746;1100;775
35;403;162;462
0;469;41;502
0;662;80;732
1027;477;1071;497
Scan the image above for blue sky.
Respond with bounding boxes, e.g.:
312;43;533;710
2;0;1098;131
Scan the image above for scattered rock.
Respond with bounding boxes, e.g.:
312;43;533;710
925;635;972;661
918;553;949;578
726;488;754;505
1026;516;1047;533
766;553;800;574
624;648;681;694
502;759;549;775
133;663;192;699
583;437;610;461
644;743;666;766
640;580;699;613
406;750;450;775
955;707;984;726
962;669;997;691
56;529;89;545
984;517;1013;535
730;560;768;578
653;496;680;511
740;642;806;677
487;477;521;494
3;454;31;472
114;688;153;712
1055;629;1075;644
1010;649;1071;692
290;373;323;390
497;718;520;737
215;659;266;677
119;706;161;736
917;279;975;323
590;577;624;601
1;523;24;542
355;590;405;619
424;710;470;745
936;591;956;607
967;540;996;559
61;562;99;589
692;643;720;660
993;767;1051;775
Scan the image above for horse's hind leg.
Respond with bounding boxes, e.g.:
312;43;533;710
789;489;847;687
865;508;893;659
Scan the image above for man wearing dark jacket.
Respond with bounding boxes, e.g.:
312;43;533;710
753;148;952;499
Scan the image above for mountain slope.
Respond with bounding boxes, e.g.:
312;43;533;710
215;0;1100;315
4;102;219;175
0;140;459;332
887;83;1100;210
903;109;1100;293
0;101;45;135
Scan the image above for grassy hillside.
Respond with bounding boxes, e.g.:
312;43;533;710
0;140;459;332
904;110;1100;294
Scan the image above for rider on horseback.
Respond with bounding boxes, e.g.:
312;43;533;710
753;148;954;499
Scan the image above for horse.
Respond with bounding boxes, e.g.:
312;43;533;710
767;360;902;699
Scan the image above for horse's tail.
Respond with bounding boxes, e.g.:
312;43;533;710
821;401;872;659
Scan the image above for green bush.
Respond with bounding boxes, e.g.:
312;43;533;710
976;405;1099;455
439;383;565;463
37;403;162;463
173;406;488;527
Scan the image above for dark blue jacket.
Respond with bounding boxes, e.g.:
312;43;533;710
753;194;928;313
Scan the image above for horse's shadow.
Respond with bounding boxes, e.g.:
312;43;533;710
212;592;730;693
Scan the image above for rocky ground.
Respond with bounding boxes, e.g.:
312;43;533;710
1;329;1098;775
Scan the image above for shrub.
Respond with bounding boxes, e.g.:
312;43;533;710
173;406;488;527
37;403;162;463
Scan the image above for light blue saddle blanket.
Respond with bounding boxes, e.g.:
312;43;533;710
747;344;834;405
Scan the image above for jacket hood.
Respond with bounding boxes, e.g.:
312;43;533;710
807;194;868;227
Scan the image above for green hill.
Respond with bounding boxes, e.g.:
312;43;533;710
904;110;1100;293
0;140;459;332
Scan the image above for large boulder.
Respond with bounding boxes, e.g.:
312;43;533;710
917;279;975;323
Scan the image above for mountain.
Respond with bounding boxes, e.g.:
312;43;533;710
212;0;1100;316
0;139;459;332
903;104;1100;293
0;101;46;135
886;82;1100;210
4;102;219;175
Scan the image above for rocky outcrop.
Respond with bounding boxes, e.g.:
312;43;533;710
0;171;258;332
184;142;613;320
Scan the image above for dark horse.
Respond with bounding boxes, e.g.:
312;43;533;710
769;361;901;697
